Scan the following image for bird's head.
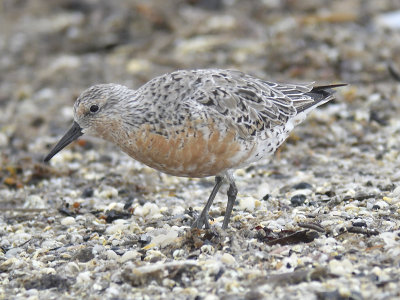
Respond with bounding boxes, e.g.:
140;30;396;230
44;83;129;162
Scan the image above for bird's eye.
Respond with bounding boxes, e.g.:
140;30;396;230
90;105;99;113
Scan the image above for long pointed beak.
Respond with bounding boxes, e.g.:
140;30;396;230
44;121;83;162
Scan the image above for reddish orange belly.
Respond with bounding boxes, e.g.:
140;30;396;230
119;125;251;177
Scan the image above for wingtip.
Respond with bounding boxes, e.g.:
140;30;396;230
313;83;348;91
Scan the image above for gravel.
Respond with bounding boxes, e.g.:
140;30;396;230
1;0;400;299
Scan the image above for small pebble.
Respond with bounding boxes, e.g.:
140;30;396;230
64;262;80;276
61;216;76;226
98;187;118;199
105;220;128;234
24;195;46;209
41;240;63;249
143;250;165;262
0;132;8;147
106;250;119;260
173;249;185;259
76;271;92;284
120;250;141;263
135;202;161;217
292;182;312;190
142;202;161;217
221;253;236;265
374;200;389;209
12;233;32;244
200;245;214;255
126;58;151;74
151;230;179;248
204;295;219;300
81;187;94;198
92;244;104;255
239;196;257;212
375;10;400;29
5;248;23;258
139;234;151;245
329;259;354;276
73;247;94;262
291;194;306;207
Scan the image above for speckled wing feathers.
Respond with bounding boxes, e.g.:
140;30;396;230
130;69;336;142
186;70;317;138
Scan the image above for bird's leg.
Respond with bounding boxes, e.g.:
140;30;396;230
222;177;237;229
192;176;224;229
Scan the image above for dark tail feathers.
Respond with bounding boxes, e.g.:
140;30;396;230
297;83;347;113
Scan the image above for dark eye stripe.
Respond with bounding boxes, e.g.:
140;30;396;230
90;105;99;113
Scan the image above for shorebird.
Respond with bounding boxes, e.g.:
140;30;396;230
44;69;345;229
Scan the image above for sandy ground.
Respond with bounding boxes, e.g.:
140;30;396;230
1;0;400;299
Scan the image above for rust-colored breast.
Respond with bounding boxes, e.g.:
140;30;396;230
117;123;253;177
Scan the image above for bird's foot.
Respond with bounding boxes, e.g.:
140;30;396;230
191;213;210;229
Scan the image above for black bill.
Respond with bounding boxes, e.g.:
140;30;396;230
44;121;83;162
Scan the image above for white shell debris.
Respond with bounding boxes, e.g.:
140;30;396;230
143;228;180;249
329;259;354;276
374;10;400;29
221;253;236;265
3;1;400;299
60;216;76;226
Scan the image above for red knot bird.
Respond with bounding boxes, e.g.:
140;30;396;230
44;69;345;229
